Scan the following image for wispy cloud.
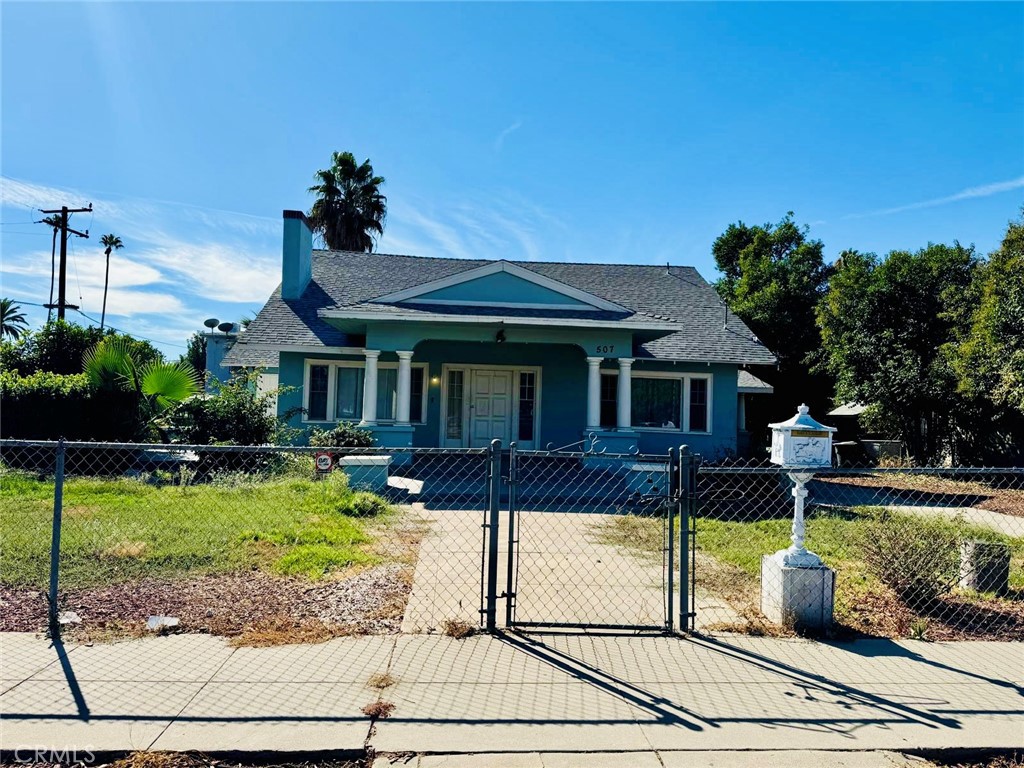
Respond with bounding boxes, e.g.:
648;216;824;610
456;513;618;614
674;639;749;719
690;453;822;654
844;176;1024;219
381;192;547;262
494;119;523;152
0;176;281;352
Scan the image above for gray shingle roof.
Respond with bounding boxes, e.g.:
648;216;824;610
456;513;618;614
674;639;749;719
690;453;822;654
221;340;279;368
233;251;776;365
737;370;774;393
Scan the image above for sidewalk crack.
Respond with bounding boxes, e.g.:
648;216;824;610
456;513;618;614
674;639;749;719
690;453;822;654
145;640;238;750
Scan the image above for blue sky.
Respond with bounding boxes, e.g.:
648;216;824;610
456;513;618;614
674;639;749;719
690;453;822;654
2;2;1022;356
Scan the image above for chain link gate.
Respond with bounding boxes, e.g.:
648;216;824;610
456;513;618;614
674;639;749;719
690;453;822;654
488;441;694;632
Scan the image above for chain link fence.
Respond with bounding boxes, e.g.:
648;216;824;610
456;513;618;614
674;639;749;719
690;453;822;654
693;461;1024;641
0;440;492;643
2;439;1021;644
507;447;675;630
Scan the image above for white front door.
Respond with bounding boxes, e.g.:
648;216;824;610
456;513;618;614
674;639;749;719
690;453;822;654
469;369;513;447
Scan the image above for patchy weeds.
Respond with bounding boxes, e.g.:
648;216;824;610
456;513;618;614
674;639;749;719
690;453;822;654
362;699;396;719
441;618;477;639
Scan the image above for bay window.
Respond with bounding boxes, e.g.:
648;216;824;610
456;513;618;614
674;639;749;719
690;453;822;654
308;365;329;421
600;374;618;429
335;366;363;420
688;377;709;433
304;360;427;424
633;377;682;429
598;371;712;433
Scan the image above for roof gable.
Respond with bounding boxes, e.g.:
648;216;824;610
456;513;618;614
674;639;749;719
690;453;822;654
370;260;628;313
235;250;778;366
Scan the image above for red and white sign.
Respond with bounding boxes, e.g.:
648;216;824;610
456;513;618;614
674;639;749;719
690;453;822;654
314;452;333;473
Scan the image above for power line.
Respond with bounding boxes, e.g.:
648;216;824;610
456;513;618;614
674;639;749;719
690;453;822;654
69;234;84;311
72;308;189;349
4;297;190;351
39;203;91;320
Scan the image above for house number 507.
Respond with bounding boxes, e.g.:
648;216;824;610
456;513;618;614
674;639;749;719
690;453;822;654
595;345;615;354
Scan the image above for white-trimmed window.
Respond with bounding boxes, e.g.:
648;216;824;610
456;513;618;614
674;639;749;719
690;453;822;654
599;371;713;433
304;360;427;423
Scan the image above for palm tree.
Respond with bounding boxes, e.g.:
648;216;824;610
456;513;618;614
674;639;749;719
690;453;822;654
42;214;62;322
84;336;200;438
99;234;124;329
0;298;29;339
307;151;387;251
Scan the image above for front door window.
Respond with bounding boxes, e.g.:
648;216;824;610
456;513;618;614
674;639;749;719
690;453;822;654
518;371;536;442
445;369;465;441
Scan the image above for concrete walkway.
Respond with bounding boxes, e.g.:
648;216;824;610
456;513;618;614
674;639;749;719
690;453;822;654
2;631;1021;757
402;506;741;633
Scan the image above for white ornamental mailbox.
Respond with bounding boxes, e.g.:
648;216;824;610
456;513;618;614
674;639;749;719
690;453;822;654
761;404;838;630
769;404;836;468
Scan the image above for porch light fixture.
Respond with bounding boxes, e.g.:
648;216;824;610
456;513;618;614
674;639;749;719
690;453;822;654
495;328;507;344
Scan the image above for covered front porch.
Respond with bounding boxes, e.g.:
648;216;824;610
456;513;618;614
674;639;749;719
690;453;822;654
296;337;647;454
307;301;687;452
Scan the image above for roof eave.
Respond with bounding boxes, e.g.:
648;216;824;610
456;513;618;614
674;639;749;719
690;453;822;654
318;308;682;332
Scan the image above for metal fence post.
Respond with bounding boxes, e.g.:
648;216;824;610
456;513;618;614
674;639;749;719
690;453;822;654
678;444;691;633
505;442;517;628
484;438;502;632
48;438;66;634
666;448;676;634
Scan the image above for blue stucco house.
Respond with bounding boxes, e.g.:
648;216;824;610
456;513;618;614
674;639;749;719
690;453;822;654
224;210;776;457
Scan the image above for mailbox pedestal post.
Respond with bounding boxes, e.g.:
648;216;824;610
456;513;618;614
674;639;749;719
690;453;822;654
761;405;837;631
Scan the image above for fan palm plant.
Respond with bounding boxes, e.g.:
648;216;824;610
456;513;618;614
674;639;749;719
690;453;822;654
0;298;29;339
84;336;200;438
99;234;124;329
307;151;387;251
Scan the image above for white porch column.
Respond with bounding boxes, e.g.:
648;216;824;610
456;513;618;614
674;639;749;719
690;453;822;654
396;350;414;425
360;350;380;425
585;357;603;431
616;358;634;429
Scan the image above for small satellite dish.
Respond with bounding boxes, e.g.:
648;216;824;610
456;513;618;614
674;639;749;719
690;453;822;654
204;318;219;329
217;322;234;334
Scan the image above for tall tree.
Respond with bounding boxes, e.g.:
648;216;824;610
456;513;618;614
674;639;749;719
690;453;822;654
712;214;834;425
180;332;207;377
817;243;978;463
954;216;1024;413
99;234;124;329
41;214;62;322
0;299;29;340
307;151;387;251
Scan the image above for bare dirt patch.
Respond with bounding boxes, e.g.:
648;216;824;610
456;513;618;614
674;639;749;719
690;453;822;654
697;550;1024;642
819;473;1024;518
15;754;364;768
1;513;427;645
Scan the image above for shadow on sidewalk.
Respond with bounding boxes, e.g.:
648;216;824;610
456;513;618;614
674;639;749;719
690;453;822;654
499;630;981;736
2;630;1018;735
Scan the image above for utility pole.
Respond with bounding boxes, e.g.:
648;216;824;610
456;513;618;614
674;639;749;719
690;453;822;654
40;204;91;320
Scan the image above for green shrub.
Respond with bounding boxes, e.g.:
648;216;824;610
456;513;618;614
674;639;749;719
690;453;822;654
167;369;293;446
349;491;390;517
308;421;375;448
0;369;116;441
857;510;960;604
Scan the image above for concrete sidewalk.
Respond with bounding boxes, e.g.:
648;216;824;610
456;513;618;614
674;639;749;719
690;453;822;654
1;631;1021;758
